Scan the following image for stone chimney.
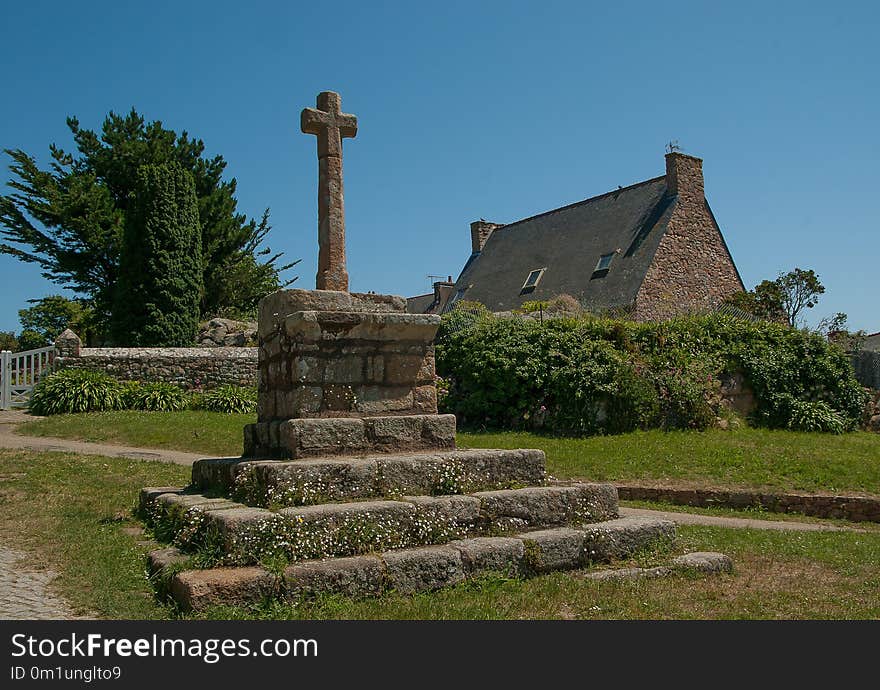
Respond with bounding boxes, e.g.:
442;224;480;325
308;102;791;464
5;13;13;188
665;152;705;206
470;220;502;254
432;276;456;313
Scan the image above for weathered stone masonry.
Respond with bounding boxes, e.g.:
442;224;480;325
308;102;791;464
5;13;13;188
256;289;438;422
634;153;744;321
53;330;256;390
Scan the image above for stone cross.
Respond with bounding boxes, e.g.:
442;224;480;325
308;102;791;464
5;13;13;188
301;91;358;292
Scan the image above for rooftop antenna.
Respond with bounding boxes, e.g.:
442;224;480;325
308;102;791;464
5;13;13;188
427;274;446;290
666;140;681;154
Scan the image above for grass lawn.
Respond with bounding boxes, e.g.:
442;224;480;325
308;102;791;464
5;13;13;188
17;411;880;494
461;429;880;494
1;449;878;619
17;410;254;457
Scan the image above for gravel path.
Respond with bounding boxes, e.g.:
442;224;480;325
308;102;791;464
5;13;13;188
0;545;87;620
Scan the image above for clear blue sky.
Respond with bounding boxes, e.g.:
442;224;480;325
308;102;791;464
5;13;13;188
1;1;877;333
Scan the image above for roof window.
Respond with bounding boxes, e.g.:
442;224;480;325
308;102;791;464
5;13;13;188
520;268;545;294
595;253;614;272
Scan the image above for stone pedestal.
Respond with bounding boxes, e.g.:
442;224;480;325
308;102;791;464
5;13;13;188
143;288;679;612
246;288;445;457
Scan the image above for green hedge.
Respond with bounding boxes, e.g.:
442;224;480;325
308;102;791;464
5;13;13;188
436;314;867;434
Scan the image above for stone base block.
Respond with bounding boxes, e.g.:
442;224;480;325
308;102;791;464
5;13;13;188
191;448;547;502
671;551;733;573
146;484;626;567
382;545;466;594
165;517;677;611
147;547;188;577
170;567;280;612
519;528;588;573
451;537;525;577
581;517;677;563
243;414;456;459
258;309;441;421
285;555;386;599
473;484;618;528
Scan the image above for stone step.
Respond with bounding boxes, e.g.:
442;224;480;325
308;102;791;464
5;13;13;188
163;516;676;612
244;414;457;459
143;483;619;565
191;448;547;506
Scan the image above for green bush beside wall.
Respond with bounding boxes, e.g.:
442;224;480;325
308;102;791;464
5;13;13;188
436;314;866;434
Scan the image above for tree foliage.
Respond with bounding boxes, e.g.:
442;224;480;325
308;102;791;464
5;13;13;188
724;267;825;327
774;268;825;327
0;109;297;339
17;295;95;350
0;332;19;352
111;162;202;346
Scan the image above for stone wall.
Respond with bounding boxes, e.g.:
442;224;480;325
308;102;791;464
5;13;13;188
634;153;744;321
55;343;257;390
616;484;880;523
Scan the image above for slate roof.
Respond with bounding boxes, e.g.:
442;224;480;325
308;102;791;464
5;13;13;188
863;332;880;352
449;176;686;312
406;293;435;314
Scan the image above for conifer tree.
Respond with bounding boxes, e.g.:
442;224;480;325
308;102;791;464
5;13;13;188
111;162;202;346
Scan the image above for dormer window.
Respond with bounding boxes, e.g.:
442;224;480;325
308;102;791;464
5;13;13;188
521;268;545;293
595;253;614;272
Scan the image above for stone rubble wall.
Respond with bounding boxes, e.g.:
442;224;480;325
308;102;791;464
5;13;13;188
55;346;257;390
616;484;880;522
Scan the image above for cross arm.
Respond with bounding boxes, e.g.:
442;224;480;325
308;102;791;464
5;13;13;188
301;107;329;135
336;113;358;139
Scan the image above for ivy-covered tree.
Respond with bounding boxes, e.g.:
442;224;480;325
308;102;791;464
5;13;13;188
111;162;202;346
0;109;297;340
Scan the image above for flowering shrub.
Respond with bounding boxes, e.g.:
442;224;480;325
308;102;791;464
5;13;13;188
437;313;867;434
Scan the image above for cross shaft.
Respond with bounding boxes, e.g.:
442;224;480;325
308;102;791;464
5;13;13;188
301;91;358;292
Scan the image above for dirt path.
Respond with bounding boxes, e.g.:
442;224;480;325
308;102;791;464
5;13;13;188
618;506;867;533
0;409;208;466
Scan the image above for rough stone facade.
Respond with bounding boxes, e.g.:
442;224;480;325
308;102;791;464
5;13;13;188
257;289;439;421
634;153;744;320
54;343;256;390
719;371;756;417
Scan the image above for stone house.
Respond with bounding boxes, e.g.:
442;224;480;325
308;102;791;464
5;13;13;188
407;151;744;320
863;332;880;353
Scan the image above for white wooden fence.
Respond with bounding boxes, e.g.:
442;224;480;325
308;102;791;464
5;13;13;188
0;346;55;409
